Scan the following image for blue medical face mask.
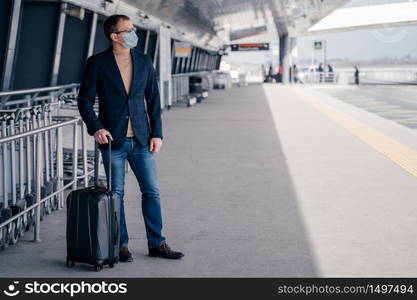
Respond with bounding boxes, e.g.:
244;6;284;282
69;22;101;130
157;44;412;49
121;30;138;48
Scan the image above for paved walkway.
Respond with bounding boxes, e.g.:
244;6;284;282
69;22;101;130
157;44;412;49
1;83;417;277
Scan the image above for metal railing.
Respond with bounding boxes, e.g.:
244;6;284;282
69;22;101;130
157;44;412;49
299;71;340;84
359;68;417;84
171;71;216;107
0;83;80;110
0;117;94;248
299;69;417;85
0;83;100;250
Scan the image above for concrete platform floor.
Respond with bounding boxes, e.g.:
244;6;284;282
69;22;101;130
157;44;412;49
315;84;417;130
1;83;417;277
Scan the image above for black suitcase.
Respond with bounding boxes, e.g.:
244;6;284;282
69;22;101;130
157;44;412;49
66;140;120;271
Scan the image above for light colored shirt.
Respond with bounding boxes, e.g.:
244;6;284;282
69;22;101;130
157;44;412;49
114;51;135;137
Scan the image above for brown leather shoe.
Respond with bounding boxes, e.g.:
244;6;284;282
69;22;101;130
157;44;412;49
119;246;133;262
148;242;184;259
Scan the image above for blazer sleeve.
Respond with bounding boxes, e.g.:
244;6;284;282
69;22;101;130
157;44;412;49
77;56;104;136
144;55;163;140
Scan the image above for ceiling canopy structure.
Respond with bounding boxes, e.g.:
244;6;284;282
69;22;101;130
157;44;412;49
308;1;417;33
122;0;350;49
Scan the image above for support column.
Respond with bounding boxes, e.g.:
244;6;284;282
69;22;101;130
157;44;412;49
87;12;98;57
2;0;22;92
279;34;297;84
50;2;67;86
159;25;172;109
278;34;287;83
289;37;297;83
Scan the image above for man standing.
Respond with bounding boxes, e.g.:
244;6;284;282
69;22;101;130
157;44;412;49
354;65;360;85
77;14;184;261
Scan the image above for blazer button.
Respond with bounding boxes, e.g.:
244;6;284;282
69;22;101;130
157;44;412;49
125;116;128;119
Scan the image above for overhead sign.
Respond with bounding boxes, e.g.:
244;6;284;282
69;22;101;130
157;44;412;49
174;41;192;57
313;40;324;50
230;43;270;51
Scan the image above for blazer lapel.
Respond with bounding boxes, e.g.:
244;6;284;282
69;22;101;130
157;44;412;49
130;48;146;96
105;46;128;98
130;48;137;96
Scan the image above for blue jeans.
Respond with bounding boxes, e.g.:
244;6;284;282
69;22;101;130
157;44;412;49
99;136;166;249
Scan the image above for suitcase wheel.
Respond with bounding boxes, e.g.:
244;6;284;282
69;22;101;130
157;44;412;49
94;264;103;272
66;258;75;268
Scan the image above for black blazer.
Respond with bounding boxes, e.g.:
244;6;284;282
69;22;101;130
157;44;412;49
77;45;163;150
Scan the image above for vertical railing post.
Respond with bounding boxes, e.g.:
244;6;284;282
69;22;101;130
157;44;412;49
33;132;42;242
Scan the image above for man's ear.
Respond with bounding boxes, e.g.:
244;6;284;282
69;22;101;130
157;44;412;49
110;33;118;43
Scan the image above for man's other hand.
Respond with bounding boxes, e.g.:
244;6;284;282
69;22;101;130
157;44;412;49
94;129;113;144
150;138;162;153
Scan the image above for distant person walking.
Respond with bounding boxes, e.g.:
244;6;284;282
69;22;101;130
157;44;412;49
328;64;334;82
317;63;324;83
354;65;360;85
277;65;283;83
328;64;333;73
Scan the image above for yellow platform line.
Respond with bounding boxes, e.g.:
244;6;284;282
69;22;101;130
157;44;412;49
301;91;417;178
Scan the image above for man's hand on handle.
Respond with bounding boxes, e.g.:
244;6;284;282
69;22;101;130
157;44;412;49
94;129;113;144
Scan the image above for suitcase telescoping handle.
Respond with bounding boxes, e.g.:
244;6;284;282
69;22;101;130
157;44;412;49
94;136;112;191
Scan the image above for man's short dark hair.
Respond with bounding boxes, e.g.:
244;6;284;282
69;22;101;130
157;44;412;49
103;14;130;41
